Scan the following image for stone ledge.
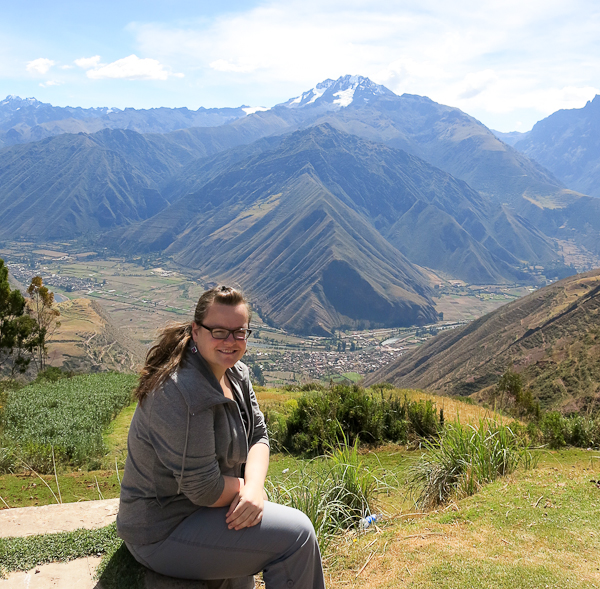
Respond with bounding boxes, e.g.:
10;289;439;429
0;500;254;588
0;498;119;538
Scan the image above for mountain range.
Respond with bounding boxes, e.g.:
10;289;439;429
2;75;599;333
0;95;252;147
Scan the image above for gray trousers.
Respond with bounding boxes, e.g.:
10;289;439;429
126;501;325;589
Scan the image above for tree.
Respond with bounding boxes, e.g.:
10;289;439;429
0;259;35;374
495;370;522;411
26;276;61;371
250;363;265;386
495;369;539;418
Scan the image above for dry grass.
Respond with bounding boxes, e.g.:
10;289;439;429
324;449;600;589
396;388;498;425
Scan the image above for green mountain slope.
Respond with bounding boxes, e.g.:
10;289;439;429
114;127;447;334
124;124;556;284
0;133;171;238
365;269;600;413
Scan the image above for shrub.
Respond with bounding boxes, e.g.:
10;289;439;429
267;384;440;455
408;419;537;508
539;411;567;449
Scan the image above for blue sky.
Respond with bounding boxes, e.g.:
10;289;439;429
2;0;600;131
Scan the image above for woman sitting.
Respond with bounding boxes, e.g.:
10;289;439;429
117;285;325;588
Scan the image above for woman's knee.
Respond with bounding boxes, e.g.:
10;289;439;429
262;502;318;554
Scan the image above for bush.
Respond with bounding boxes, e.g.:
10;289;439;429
408;419;537;508
266;384;441;455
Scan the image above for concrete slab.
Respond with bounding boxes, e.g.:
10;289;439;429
0;499;119;539
0;500;254;588
0;557;103;588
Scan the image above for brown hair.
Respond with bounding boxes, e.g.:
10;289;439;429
135;285;250;402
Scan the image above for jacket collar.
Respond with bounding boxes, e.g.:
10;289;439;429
169;342;232;413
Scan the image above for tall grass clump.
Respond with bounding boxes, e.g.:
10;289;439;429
266;383;440;455
530;411;600;449
0;373;137;472
409;419;537;509
267;435;383;553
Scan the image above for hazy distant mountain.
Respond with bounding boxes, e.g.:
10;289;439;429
0;129;195;238
0;95;252;147
0;78;572;213
490;129;529;146
365;269;600;414
114;126;445;334
109;125;560;332
215;76;568;210
0;120;287;239
513;96;600;198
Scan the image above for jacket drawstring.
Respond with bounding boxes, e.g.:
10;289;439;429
178;410;191;495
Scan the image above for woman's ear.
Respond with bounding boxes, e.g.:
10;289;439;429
191;322;200;343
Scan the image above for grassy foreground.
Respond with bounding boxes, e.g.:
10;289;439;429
1;383;599;588
1;449;598;588
330;449;600;588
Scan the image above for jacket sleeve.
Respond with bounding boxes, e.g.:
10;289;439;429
147;387;225;507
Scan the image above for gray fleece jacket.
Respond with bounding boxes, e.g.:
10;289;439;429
116;344;269;546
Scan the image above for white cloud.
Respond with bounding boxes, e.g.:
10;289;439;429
39;80;62;88
128;0;600;129
26;58;55;75
85;54;183;80
210;59;255;73
75;56;102;69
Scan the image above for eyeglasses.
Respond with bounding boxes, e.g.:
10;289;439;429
199;324;252;341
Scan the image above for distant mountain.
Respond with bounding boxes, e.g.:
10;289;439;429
0;95;252;147
110;125;560;332
217;76;568;209
513;96;600;198
365;269;600;414
280;76;397;110
3;78;569;210
490;129;529;146
0;122;281;239
0;130;183;238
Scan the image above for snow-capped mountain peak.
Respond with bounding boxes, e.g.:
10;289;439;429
281;75;394;111
1;95;44;108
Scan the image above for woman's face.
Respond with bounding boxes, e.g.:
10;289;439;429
191;302;249;379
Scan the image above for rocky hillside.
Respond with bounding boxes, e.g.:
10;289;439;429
365;269;600;414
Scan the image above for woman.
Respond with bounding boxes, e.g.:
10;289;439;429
117;285;325;588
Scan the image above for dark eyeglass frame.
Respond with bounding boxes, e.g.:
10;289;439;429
199;323;252;341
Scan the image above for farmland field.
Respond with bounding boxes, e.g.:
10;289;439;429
1;373;138;472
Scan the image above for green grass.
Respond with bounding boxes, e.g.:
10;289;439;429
1;373;137;472
102;401;137;470
2;449;598;589
0;523;121;578
408;419;537;508
267;437;387;553
0;470;121;508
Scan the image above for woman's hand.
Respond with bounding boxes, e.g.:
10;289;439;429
225;481;264;530
224;443;270;530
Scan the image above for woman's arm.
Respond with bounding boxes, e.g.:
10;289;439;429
208;475;244;508
225;442;270;530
